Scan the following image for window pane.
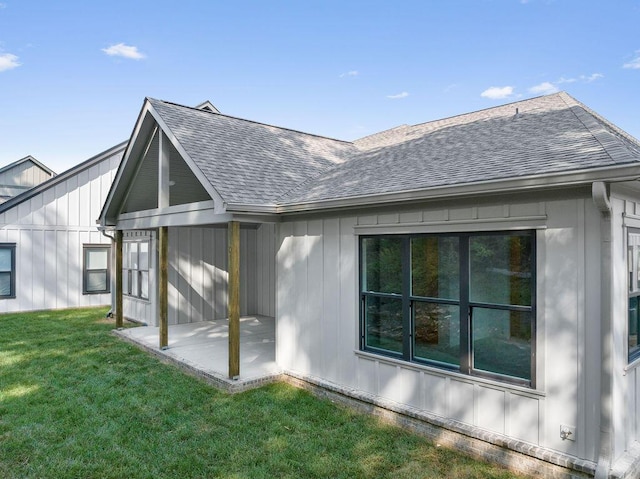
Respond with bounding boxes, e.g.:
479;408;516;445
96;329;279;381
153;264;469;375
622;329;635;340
86;271;107;292
123;269;129;295
630;296;640;359
0;249;12;272
413;301;460;367
131;269;139;297
0;272;11;296
362;237;402;294
472;308;531;381
411;236;459;299
470;235;532;306
123;243;130;269
139;242;149;270
364;295;403;354
140;271;149;300
130;242;139;270
86;249;108;270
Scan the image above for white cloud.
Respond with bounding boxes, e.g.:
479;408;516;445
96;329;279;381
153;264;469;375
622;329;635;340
623;52;640;69
339;70;358;78
0;53;20;72
102;43;145;60
528;81;559;95
480;86;514;100
387;91;409;99
582;73;604;82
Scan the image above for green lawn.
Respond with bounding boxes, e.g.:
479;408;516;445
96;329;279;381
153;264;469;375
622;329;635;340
0;307;526;478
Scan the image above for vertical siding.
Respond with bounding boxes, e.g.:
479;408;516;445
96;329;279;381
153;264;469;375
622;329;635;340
276;195;603;463
155;224;275;327
0;149;123;313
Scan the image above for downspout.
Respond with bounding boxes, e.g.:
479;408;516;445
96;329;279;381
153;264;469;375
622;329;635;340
100;227;116;319
593;181;613;479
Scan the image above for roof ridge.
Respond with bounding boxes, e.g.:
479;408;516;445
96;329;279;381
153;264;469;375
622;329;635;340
0;141;127;215
558;92;640;163
148;98;354;145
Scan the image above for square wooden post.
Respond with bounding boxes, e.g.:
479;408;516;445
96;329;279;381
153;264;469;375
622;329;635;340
115;230;123;329
159;226;169;349
228;221;240;378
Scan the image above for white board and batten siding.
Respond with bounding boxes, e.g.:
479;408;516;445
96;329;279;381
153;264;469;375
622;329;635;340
0;151;122;313
126;223;276;327
276;192;605;464
610;185;640;462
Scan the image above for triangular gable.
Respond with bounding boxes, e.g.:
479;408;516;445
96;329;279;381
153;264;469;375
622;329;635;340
0;155;55;190
100;99;225;227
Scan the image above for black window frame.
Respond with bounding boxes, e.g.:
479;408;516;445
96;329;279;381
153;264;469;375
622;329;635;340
123;239;150;301
82;244;111;295
628;228;640;363
0;243;16;299
359;230;537;388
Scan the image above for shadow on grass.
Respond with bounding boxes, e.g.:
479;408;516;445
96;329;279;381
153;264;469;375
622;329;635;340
0;307;524;479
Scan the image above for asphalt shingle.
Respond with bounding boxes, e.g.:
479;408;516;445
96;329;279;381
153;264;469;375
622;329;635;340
148;93;640;209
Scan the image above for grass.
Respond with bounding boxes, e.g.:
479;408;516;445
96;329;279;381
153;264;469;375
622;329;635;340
0;307;527;479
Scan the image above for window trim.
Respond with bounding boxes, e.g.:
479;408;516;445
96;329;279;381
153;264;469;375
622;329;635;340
123;239;150;301
0;243;16;299
82;244;111;295
628;228;640;363
359;231;536;388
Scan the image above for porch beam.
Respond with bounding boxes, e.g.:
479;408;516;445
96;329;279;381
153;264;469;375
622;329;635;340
228;220;240;378
115;230;123;329
159;131;170;209
159;226;169;349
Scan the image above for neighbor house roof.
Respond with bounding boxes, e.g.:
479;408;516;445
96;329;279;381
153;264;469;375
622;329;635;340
0;155;56;179
0;142;127;216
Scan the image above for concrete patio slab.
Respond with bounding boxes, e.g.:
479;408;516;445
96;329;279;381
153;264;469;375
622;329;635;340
114;315;282;393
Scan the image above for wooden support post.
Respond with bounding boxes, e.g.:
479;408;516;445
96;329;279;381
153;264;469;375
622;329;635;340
159;226;169;349
115;230;123;329
228;221;240;378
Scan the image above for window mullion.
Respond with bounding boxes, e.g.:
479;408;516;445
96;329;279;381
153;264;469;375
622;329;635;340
459;234;470;375
402;237;412;361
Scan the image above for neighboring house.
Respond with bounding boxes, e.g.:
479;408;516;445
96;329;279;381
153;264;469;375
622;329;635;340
0;156;55;203
98;91;640;478
0;144;125;311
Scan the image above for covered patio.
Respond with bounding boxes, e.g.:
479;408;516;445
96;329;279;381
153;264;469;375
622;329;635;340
114;315;281;392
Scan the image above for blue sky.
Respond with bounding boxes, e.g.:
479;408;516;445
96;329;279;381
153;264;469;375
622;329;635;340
1;0;639;173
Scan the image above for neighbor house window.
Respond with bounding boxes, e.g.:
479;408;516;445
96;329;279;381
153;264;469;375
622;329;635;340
628;229;640;362
0;244;16;299
83;245;111;294
360;231;536;387
123;240;149;300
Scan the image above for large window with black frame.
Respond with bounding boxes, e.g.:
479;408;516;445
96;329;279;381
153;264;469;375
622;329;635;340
360;231;536;387
628;229;640;362
123;240;149;300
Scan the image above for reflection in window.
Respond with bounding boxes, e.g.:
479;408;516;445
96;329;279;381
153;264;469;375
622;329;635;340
360;231;535;386
83;245;110;294
123;240;150;300
0;244;16;298
628;230;640;362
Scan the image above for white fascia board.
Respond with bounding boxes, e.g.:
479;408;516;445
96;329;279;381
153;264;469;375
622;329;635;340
116;203;230;229
275;163;640;214
147;104;227;214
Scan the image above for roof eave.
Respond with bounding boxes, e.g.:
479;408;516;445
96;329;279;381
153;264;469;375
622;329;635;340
275;162;640;214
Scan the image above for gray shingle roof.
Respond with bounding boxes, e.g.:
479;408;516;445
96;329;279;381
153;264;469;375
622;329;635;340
147;93;640;210
148;98;356;205
278;92;640;205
